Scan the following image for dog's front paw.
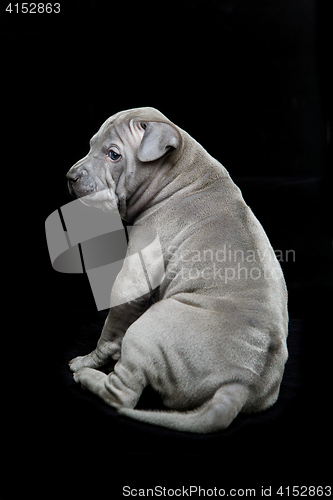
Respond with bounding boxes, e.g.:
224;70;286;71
69;352;105;372
69;342;121;372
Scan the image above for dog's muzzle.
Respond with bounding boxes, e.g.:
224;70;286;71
66;168;97;198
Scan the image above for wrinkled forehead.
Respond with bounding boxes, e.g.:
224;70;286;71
90;113;123;145
90;113;147;152
90;111;139;147
89;107;172;149
91;107;171;138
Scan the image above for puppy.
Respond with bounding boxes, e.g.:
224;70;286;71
67;107;288;433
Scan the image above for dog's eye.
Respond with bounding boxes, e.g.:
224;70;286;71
108;150;121;161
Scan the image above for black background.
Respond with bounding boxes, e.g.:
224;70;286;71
2;0;332;498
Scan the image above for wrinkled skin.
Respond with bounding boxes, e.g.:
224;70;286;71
66;107;288;433
67;109;180;219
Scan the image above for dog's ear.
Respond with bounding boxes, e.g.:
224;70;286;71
137;122;181;162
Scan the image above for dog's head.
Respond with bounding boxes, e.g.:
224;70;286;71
66;107;182;220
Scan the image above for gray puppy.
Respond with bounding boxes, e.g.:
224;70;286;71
67;107;288;433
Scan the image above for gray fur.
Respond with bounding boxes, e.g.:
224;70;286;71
67;107;288;433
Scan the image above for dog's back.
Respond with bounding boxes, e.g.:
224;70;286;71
119;129;288;431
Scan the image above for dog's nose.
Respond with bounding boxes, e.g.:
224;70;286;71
66;171;79;183
66;166;96;198
66;168;88;184
66;167;88;183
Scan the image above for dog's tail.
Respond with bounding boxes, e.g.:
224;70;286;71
118;383;249;434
